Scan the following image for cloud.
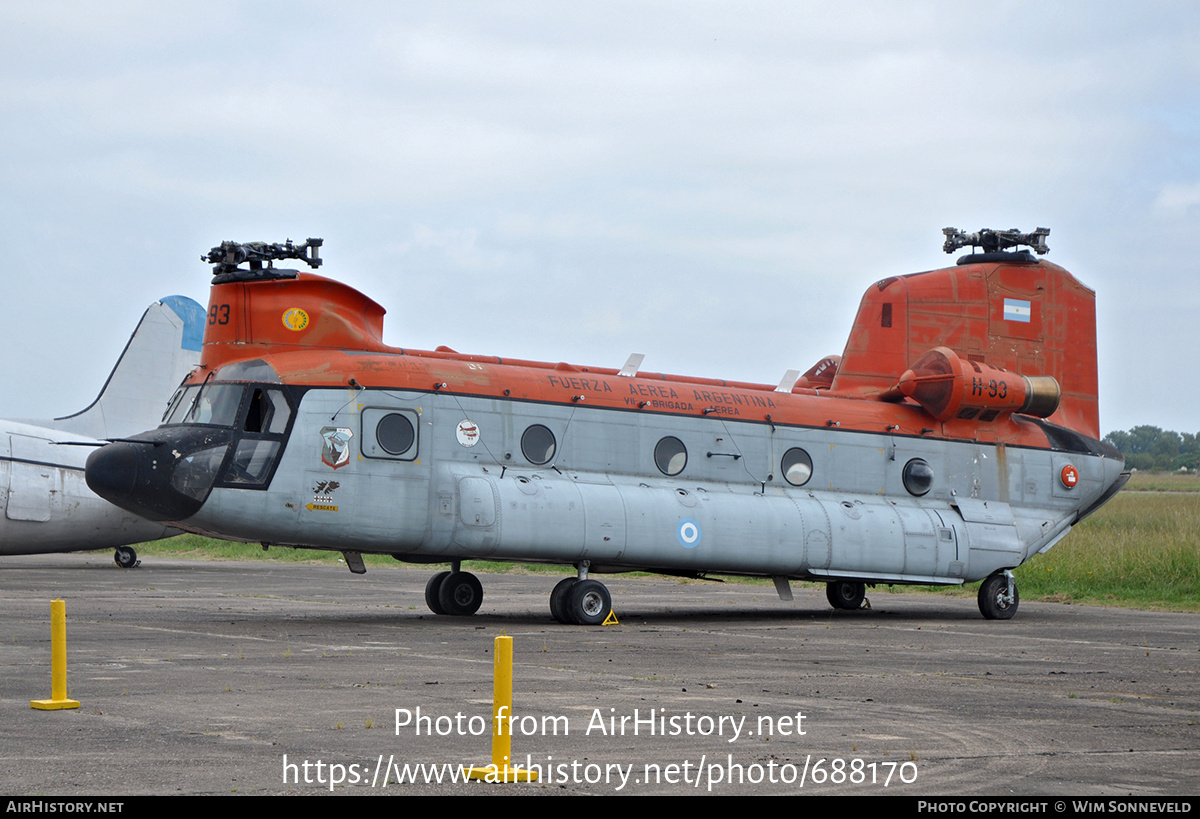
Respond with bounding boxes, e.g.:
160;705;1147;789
1;2;1198;431
1155;181;1200;214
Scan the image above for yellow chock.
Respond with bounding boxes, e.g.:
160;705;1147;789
466;635;538;783
602;609;620;626
31;599;80;710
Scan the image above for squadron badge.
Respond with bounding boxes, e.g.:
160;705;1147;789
320;426;354;470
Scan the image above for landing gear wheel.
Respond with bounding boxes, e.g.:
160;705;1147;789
424;571;451;615
978;573;1019;620
114;546;138;569
549;577;577;623
826;580;866;610
566;579;611;626
437;571;483;616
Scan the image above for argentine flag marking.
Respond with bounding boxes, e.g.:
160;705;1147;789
1003;298;1032;323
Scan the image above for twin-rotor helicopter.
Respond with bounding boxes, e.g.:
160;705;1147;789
85;229;1127;624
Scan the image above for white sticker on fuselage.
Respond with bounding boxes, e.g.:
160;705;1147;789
456;419;480;447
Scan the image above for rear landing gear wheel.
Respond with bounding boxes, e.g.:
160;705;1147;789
978;572;1018;620
114;546;138;569
566;579;611;626
437;571;483;616
826;580;865;610
550;577;577;623
424;571;451;615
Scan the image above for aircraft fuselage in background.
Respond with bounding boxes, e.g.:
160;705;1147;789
1;296;204;566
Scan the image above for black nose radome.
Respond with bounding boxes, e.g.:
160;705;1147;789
85;442;142;503
86;429;230;523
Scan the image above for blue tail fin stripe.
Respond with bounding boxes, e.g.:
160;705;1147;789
160;295;205;352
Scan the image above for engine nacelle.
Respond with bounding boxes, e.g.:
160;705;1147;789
896;347;1060;422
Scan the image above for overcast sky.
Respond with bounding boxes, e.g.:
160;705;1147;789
1;1;1196;436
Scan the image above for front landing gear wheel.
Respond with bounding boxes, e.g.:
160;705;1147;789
826;580;866;610
114;546;138;569
978;573;1019;620
425;571;451;615
437;571;483;616
566;579;611;626
550;577;577;623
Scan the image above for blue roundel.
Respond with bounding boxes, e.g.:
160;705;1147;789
677;518;702;549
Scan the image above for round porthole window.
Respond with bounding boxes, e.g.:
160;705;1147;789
654;436;688;476
781;447;813;486
376;413;415;455
903;458;934;496
521;424;557;465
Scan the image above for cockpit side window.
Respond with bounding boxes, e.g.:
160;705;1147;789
225;440;283;484
265;390;291;433
244;388;271;433
217;385;294;489
243;388;293;435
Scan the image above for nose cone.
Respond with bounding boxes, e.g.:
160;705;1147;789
86;428;232;523
85;442;142;503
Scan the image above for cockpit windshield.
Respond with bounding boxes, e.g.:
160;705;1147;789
155;381;294;491
162;383;294;436
163;384;245;427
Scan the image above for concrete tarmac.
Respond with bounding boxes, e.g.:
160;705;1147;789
1;553;1197;796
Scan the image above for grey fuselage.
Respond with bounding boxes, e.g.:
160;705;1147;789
149;381;1124;586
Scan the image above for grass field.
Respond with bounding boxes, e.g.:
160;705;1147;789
1124;470;1200;492
913;489;1200;611
129;472;1200;613
1013;470;1199;610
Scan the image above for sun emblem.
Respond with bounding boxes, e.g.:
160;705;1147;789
282;308;309;331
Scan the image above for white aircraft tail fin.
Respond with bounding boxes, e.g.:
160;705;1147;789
49;296;205;439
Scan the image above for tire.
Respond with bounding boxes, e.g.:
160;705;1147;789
114;547;137;569
826;580;866;610
424;571;451;615
437;571;484;616
550;577;577;623
978;573;1019;620
566;579;611;626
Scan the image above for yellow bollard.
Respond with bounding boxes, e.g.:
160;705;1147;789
466;635;537;782
31;599;80;710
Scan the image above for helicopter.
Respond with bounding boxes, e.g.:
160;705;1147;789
85;230;1126;621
